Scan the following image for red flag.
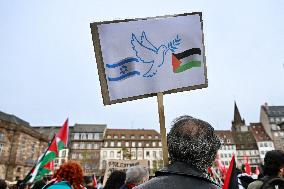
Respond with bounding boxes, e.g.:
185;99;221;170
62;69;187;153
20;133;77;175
93;173;97;188
244;156;251;175
222;155;238;189
255;166;260;175
57;119;69;146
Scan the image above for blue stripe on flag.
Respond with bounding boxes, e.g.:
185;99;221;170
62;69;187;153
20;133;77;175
108;71;140;81
106;57;139;68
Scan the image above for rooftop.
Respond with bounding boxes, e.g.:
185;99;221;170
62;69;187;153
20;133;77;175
249;122;272;142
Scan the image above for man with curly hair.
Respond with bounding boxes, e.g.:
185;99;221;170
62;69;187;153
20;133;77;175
43;161;84;189
134;115;221;189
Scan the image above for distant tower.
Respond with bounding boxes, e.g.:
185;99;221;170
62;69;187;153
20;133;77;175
231;101;246;131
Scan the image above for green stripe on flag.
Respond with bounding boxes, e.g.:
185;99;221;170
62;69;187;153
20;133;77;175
57;140;65;151
174;61;201;73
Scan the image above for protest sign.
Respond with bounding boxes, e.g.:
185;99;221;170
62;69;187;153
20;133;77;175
90;12;207;105
103;159;149;185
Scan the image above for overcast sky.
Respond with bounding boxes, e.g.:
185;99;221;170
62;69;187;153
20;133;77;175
0;0;283;132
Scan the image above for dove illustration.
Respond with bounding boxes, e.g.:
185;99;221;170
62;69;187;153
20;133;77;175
131;31;168;77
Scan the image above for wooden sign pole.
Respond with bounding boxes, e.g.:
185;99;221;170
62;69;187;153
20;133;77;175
157;92;169;166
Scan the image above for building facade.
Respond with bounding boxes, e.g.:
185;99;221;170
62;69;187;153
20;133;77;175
260;103;284;151
215;130;237;168
100;129;163;175
0;111;48;181
69;124;106;175
249;122;275;162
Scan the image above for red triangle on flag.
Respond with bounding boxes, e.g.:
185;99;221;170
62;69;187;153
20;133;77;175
57;119;69;146
172;54;181;72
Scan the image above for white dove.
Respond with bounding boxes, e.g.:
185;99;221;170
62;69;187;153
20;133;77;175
131;31;168;77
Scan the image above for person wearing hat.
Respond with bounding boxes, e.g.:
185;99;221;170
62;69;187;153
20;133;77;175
248;150;284;189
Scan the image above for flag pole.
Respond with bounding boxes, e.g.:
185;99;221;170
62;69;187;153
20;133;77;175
22;134;56;183
157;92;169;166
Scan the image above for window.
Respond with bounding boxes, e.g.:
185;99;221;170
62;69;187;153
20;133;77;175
270;118;274;123
61;150;66;157
132;142;136;147
94;133;100;140
17;167;22;172
264;142;268;147
80;143;85;149
138;151;143;158
260;142;263;147
155;135;159;139
159;142;162;147
107;135;111;139
148;135;152;139
73;143;78;149
146;151;150;157
79;153;83;160
117;151;121;158
159;151;162;158
121;135;125;139
110;151;114;158
140;135;144;139
72;153;77;159
229;153;232;157
81;133;86;140
110;142;114;147
138;142;142;147
87;143;92;149
131;151;136;159
117;142;121;147
152;142;156;147
224;154;227;158
227;139;231;143
74;133;79;140
0;132;4;140
261;151;265;155
146;143;149;147
104;142;108;147
221;154;224;158
114;135;118;139
87;133;93;140
94;143;99;149
269;142;272;147
125;142;129;147
153;151;157;158
274;132;279;137
0;144;3;155
103;151;107;158
131;135;135;139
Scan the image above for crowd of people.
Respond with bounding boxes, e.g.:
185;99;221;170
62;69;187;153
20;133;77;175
1;115;284;189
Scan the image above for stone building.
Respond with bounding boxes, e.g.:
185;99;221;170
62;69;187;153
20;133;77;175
215;130;237;168
260;103;284;151
100;129;163;175
0;111;48;181
249;122;275;162
69;124;106;175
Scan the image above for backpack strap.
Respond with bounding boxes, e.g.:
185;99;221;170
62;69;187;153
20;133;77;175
42;181;56;189
259;176;284;189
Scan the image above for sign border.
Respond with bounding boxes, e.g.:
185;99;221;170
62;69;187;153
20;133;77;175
90;12;207;105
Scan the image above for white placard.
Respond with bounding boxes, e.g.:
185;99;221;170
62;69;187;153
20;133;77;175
91;13;207;105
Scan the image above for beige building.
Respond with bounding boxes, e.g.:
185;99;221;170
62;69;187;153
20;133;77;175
0;111;48;181
100;129;163;175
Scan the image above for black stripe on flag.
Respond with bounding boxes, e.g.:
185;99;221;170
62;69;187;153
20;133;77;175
173;48;201;60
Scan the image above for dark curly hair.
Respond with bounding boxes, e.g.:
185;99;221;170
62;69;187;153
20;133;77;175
104;171;126;189
0;179;7;189
168;115;221;173
53;161;83;189
263;150;284;176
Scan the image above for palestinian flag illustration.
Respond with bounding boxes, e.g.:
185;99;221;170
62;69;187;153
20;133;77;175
172;48;202;73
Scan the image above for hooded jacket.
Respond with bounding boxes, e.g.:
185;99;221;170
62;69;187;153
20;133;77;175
134;162;220;189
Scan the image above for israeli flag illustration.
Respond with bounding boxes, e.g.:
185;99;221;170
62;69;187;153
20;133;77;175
106;57;140;81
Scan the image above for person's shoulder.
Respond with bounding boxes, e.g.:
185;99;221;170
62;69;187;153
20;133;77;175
45;181;72;189
247;180;263;189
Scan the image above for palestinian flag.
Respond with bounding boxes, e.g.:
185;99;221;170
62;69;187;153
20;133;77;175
172;48;202;73
56;119;69;150
222;155;238;189
23;119;69;183
23;135;58;183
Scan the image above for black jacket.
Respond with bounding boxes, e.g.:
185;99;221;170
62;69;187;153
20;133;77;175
134;162;220;189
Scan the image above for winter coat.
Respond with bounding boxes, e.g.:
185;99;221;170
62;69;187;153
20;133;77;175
134;161;220;189
43;181;72;189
